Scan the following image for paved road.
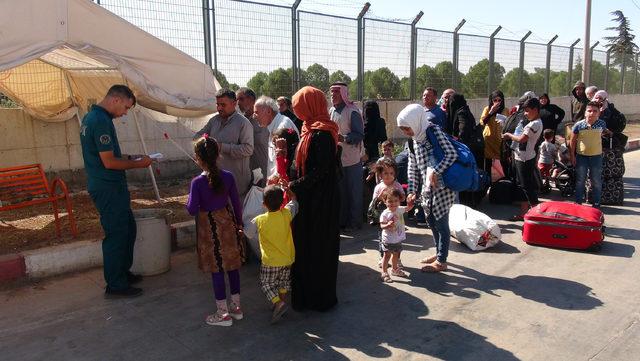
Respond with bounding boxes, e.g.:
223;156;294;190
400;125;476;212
2;151;639;361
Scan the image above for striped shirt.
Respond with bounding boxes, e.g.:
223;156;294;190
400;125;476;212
407;124;457;220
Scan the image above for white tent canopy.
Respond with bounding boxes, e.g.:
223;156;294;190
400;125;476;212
0;0;220;121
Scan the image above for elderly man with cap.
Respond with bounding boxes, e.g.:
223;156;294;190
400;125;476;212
253;95;299;177
329;82;365;231
237;87;270;187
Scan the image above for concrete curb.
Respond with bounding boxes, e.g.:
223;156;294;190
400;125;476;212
0;221;196;284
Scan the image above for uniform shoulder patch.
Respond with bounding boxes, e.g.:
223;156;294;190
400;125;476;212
99;134;112;145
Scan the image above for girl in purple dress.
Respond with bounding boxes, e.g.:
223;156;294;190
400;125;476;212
187;135;245;326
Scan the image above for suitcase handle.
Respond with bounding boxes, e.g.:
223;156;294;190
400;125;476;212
537;211;586;222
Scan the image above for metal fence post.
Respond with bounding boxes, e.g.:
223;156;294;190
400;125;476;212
588;41;599;87
517;31;532;96
633;53;639;94
604;49;611;90
452;19;466;89
211;0;218;72
291;0;301;91
487;26;501;95
356;3;370;101
567;39;580;94
410;11;424;100
544;35;558;94
202;0;212;67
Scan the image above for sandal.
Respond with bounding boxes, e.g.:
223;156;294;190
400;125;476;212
421;261;448;273
381;273;393;283
390;268;409;278
420;255;437;264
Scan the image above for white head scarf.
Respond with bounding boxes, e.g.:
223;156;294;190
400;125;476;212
397;104;430;143
593;90;609;112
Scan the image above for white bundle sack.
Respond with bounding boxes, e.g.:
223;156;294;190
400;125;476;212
242;185;264;257
448;204;501;251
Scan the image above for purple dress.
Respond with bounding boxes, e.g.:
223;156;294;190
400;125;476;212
186;170;245;273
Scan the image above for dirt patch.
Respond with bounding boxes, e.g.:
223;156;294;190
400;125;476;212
0;180;193;256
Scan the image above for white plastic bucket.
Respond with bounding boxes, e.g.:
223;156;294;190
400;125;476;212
130;208;172;276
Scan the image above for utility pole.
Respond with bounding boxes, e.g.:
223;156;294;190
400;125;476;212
582;0;592;84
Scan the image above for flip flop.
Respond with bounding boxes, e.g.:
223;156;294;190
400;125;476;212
421;262;448;273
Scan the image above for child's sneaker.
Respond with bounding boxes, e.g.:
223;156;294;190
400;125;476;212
205;311;232;326
271;301;288;324
228;303;244;320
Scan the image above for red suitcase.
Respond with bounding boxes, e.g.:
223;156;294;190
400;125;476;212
523;201;604;250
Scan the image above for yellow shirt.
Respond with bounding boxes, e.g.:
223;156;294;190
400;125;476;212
573;119;606;156
481;107;510;159
252;201;298;267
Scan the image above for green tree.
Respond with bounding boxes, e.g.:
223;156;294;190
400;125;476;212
399;76;411;99
247;71;268;95
604;10;638;67
549;70;569;97
262;68;293;98
461;59;505;99
329;70;352;85
415;64;436;97
364;67;402;99
0;93;18;108
498;68;532;97
213;69;233;89
305;63;330;91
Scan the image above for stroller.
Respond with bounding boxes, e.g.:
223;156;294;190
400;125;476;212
550;160;575;197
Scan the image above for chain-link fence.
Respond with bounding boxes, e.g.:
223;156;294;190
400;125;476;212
4;0;639;107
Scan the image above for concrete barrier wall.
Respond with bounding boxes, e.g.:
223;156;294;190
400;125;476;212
0;107;208;190
1;93;638;189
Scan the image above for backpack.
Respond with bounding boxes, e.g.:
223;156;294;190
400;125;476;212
425;125;481;192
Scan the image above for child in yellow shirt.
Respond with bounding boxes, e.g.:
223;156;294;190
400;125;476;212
252;185;298;324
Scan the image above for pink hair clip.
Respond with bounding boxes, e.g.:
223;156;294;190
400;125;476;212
203;133;209;139
287;128;294;134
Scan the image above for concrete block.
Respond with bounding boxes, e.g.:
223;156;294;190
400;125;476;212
0;148;38;168
65;116;81;145
23;240;103;279
36;145;71;172
0;108;34;150
172;220;196;249
68;144;84;169
32;118;68;147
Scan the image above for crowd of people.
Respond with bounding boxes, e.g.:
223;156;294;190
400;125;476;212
80;79;627;326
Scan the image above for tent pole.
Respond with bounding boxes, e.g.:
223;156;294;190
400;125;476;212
131;108;162;203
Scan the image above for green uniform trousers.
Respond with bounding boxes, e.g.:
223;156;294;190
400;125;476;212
90;187;136;291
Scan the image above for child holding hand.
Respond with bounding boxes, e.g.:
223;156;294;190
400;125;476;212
380;188;415;283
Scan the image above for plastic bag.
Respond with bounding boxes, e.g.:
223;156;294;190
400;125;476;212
448;204;501;251
242;185;264;257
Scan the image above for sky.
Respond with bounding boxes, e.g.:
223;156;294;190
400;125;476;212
282;0;640;48
98;0;640;87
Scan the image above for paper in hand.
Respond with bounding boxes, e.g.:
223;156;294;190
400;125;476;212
149;153;164;160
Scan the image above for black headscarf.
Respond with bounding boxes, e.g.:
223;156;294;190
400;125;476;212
364;100;381;121
488;90;505;114
447;93;467;122
363;100;386;161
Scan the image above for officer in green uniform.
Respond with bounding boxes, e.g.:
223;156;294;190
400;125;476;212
80;85;152;298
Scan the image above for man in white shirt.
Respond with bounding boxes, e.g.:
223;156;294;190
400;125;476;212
253;96;299;177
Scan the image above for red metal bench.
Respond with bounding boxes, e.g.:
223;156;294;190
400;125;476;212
0;164;77;237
